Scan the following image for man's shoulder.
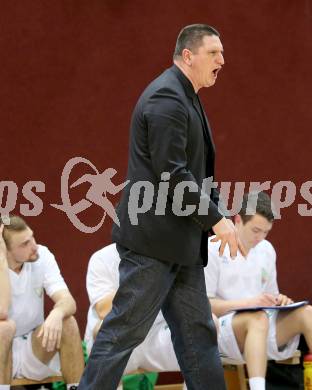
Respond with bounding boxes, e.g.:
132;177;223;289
208;237;276;261
89;243;120;269
208;236;224;256
17;245;57;281
37;244;52;254
151;66;180;85
142;66;186;99
254;239;276;259
35;244;55;264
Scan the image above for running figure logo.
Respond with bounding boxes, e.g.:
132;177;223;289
51;157;129;233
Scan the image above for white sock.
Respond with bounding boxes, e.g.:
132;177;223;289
66;384;79;390
0;386;10;390
249;377;265;390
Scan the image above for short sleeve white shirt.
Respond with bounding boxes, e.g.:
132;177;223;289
84;244;122;352
84;243;165;353
205;237;279;300
9;245;68;337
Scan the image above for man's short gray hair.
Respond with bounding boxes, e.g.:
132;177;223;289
173;24;220;59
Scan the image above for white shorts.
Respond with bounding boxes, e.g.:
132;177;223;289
124;322;180;373
12;331;61;380
218;310;300;363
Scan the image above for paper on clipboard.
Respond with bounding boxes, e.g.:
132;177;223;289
230;300;309;313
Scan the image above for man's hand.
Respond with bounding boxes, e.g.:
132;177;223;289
37;308;63;352
247;293;278;307
211;218;247;259
276;293;293;306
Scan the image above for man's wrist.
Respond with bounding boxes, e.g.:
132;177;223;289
51;306;65;319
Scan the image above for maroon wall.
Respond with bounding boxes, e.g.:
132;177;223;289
1;0;312;332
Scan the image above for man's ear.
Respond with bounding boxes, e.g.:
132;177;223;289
182;48;193;66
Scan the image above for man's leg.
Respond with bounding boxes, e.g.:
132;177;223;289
32;316;84;384
161;264;226;390
78;247;179;390
276;305;312;350
59;316;85;384
232;311;269;390
32;325;58;365
0;320;16;384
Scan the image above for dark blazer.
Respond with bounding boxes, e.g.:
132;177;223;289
112;65;224;266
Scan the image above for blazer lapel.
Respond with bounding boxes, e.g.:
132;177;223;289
170;64;215;151
192;96;215;152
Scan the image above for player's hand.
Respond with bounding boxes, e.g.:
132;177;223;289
248;293;277;307
275;293;293;306
211;218;247;259
37;308;63;352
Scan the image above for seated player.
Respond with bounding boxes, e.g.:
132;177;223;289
0;216;84;389
205;192;312;390
84;242;219;375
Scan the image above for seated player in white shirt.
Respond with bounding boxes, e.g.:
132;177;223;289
84;243;219;375
205;191;312;390
0;216;84;390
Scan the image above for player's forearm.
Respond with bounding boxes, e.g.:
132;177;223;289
210;297;251;317
0;257;11;319
52;295;76;318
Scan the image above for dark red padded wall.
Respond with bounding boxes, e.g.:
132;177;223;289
1;1;311;332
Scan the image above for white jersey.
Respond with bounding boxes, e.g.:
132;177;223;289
9;245;68;337
205;237;300;363
84;243;164;354
205;237;279;300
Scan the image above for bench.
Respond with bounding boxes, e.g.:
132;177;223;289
11;375;183;390
222;350;301;390
11;376;64;386
10;350;301;390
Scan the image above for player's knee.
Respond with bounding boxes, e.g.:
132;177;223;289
62;316;80;339
298;305;312;328
302;305;312;316
0;319;16;344
247;311;269;333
